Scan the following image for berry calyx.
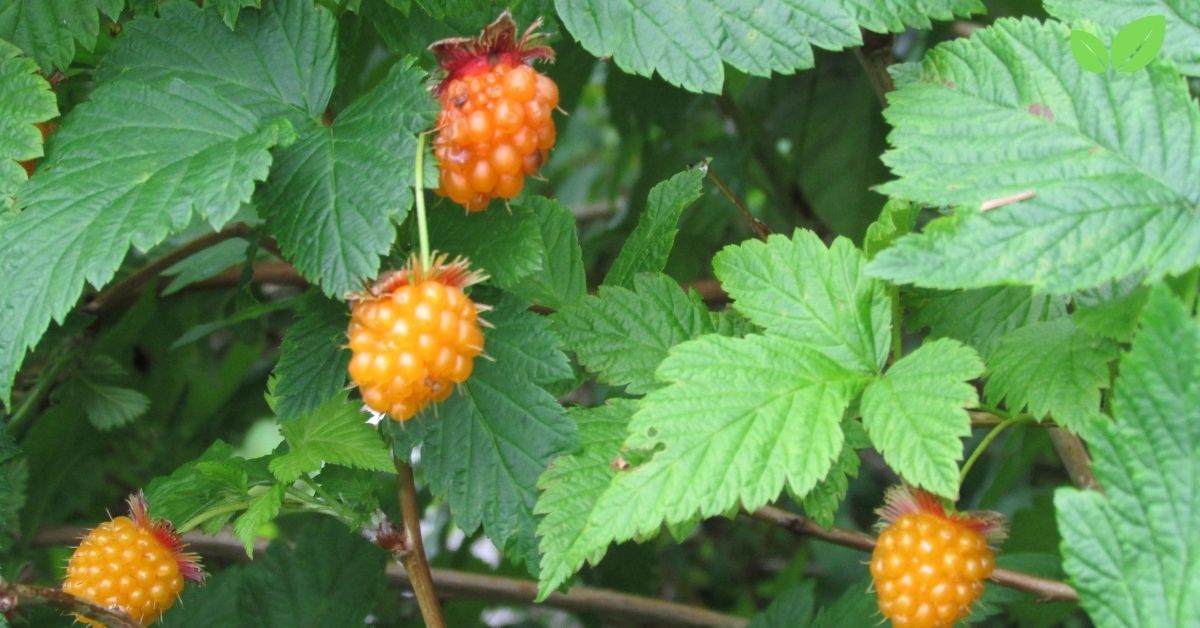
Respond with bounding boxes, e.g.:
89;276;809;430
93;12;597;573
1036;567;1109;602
348;254;487;422
63;492;205;626
430;12;558;212
870;486;1006;628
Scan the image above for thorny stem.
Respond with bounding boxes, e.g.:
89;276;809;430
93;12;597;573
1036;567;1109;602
852;31;896;107
0;580;141;628
702;163;771;240
1048;428;1100;491
889;286;903;365
959;416;1025;483
414;132;433;271
85;223;255;315
394;457;445;627
6;346;73;437
752;506;1079;602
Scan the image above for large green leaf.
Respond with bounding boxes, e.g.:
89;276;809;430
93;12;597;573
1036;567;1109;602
510;197;587;310
535;400;634;600
418;296;577;570
0;38;56;208
257;61;437;296
554;0;981;94
1055;287;1200;626
603;167;704;289
840;0;984;32
1045;0;1200;76
426;204;544;290
0;80;292;406
100;0;335;126
238;518;387;627
555;0;858;93
537;333;868;594
861;338;984;498
714;230;891;372
212;0;262;28
868;18;1200;294
0;0;122;71
269;291;349;421
984;319;1118;435
908;287;1066;360
553;273;716;394
269;395;394;483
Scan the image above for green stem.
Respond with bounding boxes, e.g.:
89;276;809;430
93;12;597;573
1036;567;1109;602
889;286;903;365
177;499;256;534
7;349;74;438
414;131;432;270
959;417;1022;484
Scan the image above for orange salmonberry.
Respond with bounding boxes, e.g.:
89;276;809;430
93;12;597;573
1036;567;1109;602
430;11;557;212
348;254;487;421
870;486;1006;628
19;120;57;177
63;492;205;626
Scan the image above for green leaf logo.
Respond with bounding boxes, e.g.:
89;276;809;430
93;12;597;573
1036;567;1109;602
1111;15;1166;72
1070;30;1110;73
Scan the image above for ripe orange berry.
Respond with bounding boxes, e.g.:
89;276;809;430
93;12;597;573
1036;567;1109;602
348;254;487;421
63;492;205;626
430;12;557;212
870;486;1006;628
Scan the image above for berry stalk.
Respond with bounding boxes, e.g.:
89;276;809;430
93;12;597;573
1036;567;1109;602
415;131;433;271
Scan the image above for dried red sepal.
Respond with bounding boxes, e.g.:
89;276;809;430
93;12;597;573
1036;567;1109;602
875;485;1008;545
429;10;554;94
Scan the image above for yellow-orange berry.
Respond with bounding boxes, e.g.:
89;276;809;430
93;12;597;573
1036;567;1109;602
348;255;486;421
63;492;204;626
430;12;557;212
870;487;1005;628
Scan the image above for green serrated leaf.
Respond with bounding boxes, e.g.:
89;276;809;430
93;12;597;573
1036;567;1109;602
603;168;704;289
232;482;284;557
715;230;891;372
146;441;254;531
0;80;293;407
1072;278;1150;342
863;199;918;260
799;418;868;528
861;338;984;498
427;204;543;289
537;334;867;594
259;60;437;296
908;287;1067;360
57;355;150;431
269;396;394;483
162;238;250;295
511;196;586;310
535;400;634;600
1055;286;1200;626
868;18;1200;294
270;291;350;421
0;38;57;209
749;580;816;628
984;319;1118;435
553;273;715;394
416;296;577;570
238;518;387;627
0;0;122;71
555;0;862;93
1069;29;1110;73
99;0;335;126
1111;14;1166;73
1047;1;1197;76
839;0;984;32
